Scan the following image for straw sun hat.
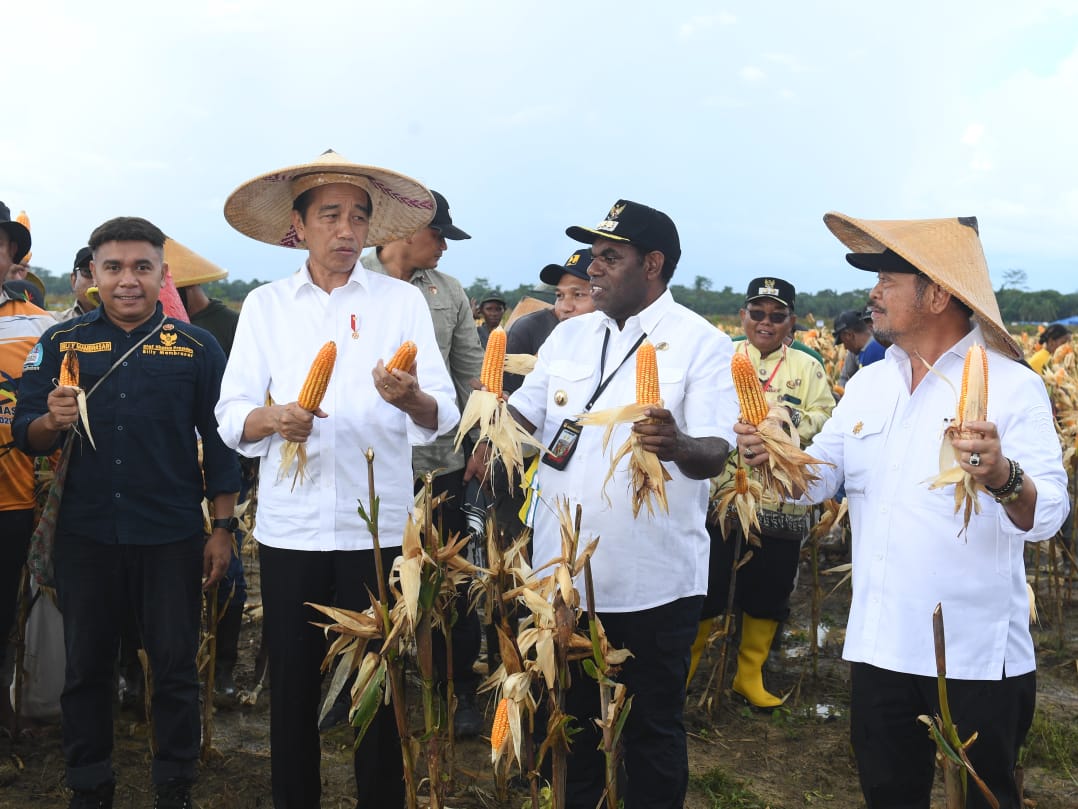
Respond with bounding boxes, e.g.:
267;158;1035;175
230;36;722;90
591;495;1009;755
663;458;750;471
224;149;434;249
823;212;1022;361
164;238;228;287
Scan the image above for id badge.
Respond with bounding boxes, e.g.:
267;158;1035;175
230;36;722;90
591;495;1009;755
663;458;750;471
541;418;582;470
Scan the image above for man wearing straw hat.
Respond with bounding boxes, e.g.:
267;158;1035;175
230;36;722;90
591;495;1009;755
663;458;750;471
216;150;458;809
736;214;1068;809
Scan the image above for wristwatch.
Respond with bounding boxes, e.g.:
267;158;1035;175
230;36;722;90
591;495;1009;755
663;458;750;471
211;517;240;532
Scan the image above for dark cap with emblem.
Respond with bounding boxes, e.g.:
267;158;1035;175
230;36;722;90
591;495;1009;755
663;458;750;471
744;277;796;309
0;202;31;264
540;248;593;286
566;200;681;269
429;190;470;241
479;291;506;307
832;309;866;339
73;246;93;272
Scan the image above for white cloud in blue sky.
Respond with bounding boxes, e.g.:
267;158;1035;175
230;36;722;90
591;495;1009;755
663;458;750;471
6;0;1078;297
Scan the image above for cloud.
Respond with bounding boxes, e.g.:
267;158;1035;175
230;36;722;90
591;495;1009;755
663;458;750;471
962;123;985;145
679;12;736;38
740;66;766;81
764;52;808;73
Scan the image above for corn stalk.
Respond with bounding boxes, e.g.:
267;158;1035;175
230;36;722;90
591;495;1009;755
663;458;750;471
697;528;748;713
919;604;999;809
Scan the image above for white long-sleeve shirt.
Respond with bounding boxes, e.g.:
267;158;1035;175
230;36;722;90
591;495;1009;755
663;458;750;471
510;290;737;612
801;325;1067;679
216;263;458;551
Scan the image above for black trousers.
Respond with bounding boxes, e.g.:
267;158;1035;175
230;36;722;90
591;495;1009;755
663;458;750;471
560;595;702;809
259;544;404;809
421;469;481;693
702;520;801;621
850;662;1036;809
0;509;33;658
54;534;203;789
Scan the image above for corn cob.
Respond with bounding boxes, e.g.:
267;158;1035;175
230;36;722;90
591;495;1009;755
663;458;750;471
60;348;80;388
731;352;768;425
735;466;749;495
490;697;510;751
298;341;336;411
384;340;417;374
956;343;988;426
481;327;506;398
636;340;660;405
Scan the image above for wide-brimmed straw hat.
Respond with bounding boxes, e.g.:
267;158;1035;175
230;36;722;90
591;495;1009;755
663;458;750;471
823;212;1021;360
224;149;434;249
164;238;228;287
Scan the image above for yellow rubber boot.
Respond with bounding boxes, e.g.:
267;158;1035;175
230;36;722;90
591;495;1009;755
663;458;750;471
686;617;714;686
731;614;783;709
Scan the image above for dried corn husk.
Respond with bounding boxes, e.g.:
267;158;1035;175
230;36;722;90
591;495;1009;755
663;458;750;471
58;348;96;450
710;462;764;542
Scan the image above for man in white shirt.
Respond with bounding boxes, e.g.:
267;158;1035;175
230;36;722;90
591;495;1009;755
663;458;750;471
736;214;1067;809
508;200;736;809
216;151;458;809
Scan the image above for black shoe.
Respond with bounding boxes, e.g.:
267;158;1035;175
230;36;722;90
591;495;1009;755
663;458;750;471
154;778;193;809
453;691;483;739
68;781;114;809
213;664;239;709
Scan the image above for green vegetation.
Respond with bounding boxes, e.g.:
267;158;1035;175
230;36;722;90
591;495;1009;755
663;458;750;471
1020;707;1078;781
690;767;774;809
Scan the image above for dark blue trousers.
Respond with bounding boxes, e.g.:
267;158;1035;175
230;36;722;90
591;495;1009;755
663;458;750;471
55;534;203;789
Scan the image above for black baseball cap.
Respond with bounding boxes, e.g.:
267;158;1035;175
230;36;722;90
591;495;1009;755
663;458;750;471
845;248;922;274
566;199;681;269
744;277;796;309
479;292;506;307
832;309;865;339
0;202;31;264
429;190;470;240
73;246;93;272
539;248;593;286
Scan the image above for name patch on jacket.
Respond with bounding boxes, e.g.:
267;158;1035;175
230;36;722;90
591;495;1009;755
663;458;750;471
59;341;112;354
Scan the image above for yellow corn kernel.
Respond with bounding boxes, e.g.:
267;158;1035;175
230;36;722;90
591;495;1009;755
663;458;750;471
731;352;769;425
481;327;506;399
490;697;510;751
385;340;417;374
60;348;80;388
297;341;336;411
636;340;660;406
735;466;749;495
957;344;988;425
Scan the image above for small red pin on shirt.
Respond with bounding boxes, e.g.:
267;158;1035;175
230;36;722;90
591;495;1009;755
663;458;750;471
350;314;359;340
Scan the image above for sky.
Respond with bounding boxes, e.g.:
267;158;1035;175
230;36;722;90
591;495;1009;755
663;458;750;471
6;0;1078;296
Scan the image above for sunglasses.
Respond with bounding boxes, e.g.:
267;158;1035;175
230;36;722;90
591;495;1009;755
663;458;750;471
747;309;790;324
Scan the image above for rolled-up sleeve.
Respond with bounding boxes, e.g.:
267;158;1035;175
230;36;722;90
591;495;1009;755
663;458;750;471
998;392;1067;542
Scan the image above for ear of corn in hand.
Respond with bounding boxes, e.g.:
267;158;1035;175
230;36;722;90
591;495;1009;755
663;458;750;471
636;340;660;406
731;352;769;425
481;327;506;399
60;348;80;388
298;341;337;411
384;340;417;374
957;343;988;427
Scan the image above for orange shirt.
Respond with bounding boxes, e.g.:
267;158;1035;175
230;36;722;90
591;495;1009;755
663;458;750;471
0;295;56;510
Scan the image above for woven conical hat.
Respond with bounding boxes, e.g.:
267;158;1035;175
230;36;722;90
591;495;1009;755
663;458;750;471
823;212;1021;360
164;238;228;287
224;149;434;249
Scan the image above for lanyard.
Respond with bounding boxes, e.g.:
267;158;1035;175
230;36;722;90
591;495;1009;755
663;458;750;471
583;328;648;413
761;352;785;393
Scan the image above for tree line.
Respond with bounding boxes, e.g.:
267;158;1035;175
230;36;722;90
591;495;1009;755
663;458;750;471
22;266;1076;325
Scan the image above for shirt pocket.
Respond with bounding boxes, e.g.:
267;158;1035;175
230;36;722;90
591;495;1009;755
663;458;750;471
546;359;595;415
842;413;888;496
658;365;686;413
141;355;197;419
425;297;456;354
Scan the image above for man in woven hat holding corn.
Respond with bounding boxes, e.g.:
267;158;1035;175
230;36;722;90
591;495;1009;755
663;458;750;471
507;199;737;809
216;151;458;809
736;214;1068;809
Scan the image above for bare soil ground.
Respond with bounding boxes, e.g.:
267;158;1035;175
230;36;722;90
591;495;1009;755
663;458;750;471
3;539;1076;809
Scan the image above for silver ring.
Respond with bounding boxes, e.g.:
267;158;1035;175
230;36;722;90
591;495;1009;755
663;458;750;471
969;452;981;467
743;448;756;459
